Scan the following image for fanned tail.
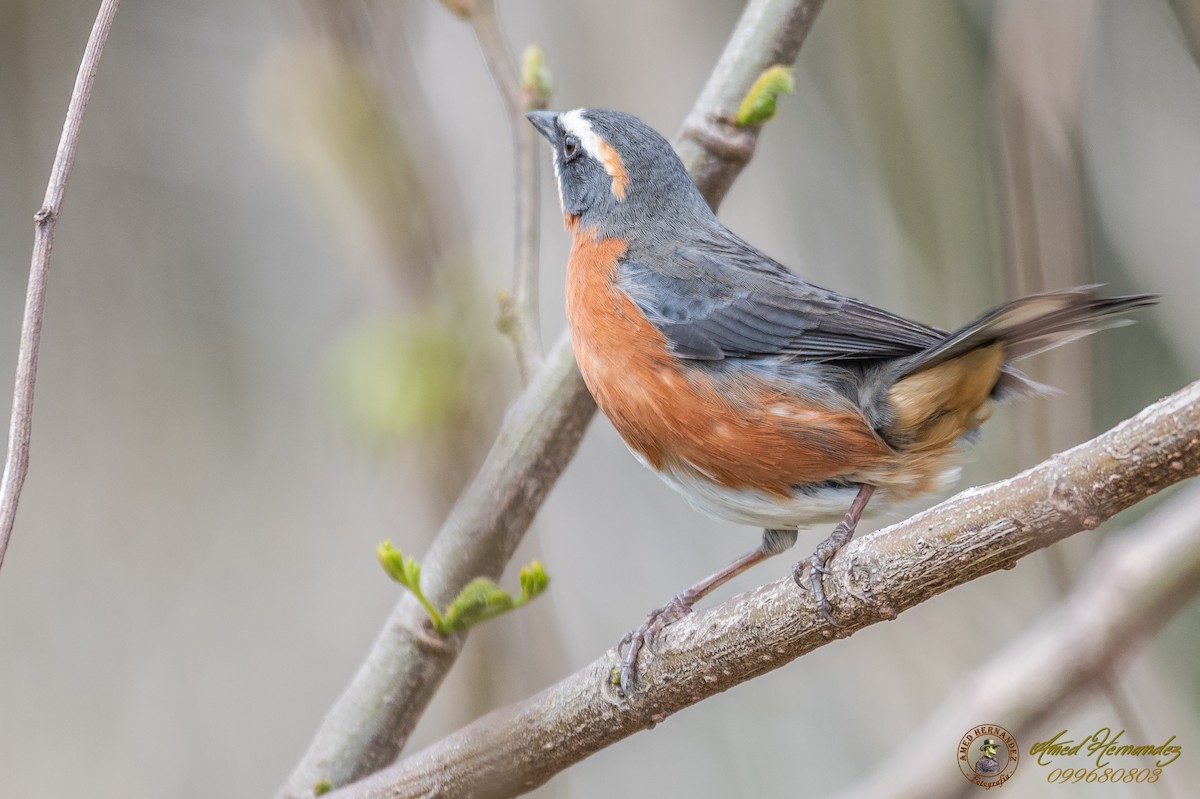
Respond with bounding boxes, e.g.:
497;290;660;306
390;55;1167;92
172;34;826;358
883;287;1157;449
899;286;1157;397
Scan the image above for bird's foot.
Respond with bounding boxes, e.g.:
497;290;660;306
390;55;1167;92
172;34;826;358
791;535;843;626
617;589;697;692
791;484;875;626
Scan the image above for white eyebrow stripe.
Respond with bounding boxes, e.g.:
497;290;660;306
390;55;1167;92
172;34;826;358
559;108;629;200
560;108;605;161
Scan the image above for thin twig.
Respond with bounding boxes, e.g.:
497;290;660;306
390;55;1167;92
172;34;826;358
466;0;519;118
0;0;121;576
277;2;826;796
469;0;544;381
331;380;1200;799
829;480;1200;799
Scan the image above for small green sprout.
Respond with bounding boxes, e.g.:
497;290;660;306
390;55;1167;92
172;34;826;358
313;778;333;796
519;559;549;598
734;65;795;127
377;540;445;630
377;541;549;635
521;45;552;110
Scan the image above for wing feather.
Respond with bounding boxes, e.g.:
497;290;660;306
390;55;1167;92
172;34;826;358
619;243;944;362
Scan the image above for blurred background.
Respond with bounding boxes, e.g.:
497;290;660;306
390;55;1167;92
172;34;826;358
1;0;1198;796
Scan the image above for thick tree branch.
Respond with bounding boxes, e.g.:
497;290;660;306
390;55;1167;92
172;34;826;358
830;480;1200;799
277;1;827;795
331;380;1200;799
0;0;120;576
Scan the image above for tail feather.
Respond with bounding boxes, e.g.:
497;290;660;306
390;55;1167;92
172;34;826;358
873;284;1152;448
899;287;1157;386
881;286;1155;450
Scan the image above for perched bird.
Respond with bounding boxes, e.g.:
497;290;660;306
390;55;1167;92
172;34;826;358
527;107;1154;689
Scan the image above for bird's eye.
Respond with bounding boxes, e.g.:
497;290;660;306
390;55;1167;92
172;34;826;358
562;135;580;161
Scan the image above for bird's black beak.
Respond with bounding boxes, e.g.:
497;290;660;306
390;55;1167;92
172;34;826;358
525;110;558;142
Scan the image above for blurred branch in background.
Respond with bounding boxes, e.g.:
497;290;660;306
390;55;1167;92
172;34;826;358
1170;0;1200;65
331;381;1200;799
991;0;1096;464
830;480;1200;799
0;0;120;576
277;1;827;796
455;0;550;382
251;4;531;793
253;3;503;508
988;0;1167;768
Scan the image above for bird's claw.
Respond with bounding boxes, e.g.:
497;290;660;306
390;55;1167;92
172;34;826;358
792;552;839;627
618;593;694;692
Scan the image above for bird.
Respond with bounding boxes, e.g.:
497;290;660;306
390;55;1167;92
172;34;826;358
526;107;1156;689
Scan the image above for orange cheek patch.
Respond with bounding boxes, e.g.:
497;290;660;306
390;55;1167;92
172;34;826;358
595;138;629;200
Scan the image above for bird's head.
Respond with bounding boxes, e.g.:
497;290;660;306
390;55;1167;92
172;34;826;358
526;108;708;236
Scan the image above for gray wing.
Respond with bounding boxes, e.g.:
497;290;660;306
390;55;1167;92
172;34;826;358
618;245;945;362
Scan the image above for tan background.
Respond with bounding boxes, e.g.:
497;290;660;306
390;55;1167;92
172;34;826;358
1;0;1197;796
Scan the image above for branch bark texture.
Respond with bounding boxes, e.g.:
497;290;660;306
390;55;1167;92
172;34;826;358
279;4;827;794
331;380;1200;799
0;0;120;575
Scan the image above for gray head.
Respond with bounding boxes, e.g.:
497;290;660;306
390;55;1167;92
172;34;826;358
526;108;712;237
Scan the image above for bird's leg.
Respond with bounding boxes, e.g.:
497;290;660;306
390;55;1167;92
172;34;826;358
619;527;798;691
792;483;875;625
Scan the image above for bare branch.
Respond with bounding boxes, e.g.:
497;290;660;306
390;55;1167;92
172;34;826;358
468;0;545;380
830;480;1200;799
0;0;121;576
465;0;520;119
330;380;1200;799
277;1;827;795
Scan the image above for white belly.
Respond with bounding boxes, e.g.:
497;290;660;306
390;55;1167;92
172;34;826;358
629;446;960;529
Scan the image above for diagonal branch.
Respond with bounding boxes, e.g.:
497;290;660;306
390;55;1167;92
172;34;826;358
676;0;825;208
277;1;827;795
0;0;121;577
329;380;1200;799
